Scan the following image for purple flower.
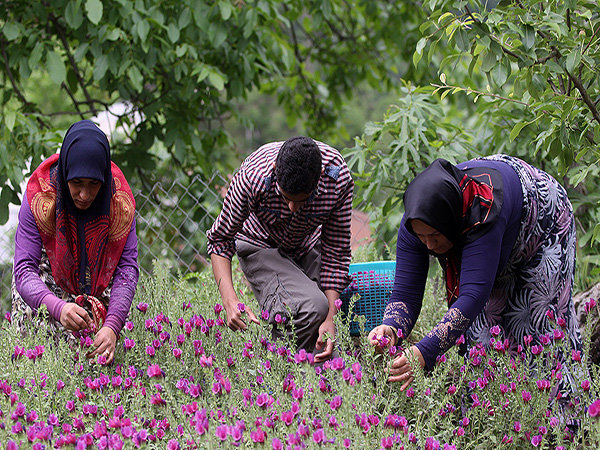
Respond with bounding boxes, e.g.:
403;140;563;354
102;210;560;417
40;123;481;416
312;428;325;444
531;434;543;446
237;303;246;313
136;302;148;312
167;439;180;450
147;364;163;378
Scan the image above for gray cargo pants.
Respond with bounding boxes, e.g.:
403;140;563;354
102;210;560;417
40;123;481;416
236;239;329;354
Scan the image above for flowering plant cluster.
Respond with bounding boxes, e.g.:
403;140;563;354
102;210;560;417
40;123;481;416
0;265;598;449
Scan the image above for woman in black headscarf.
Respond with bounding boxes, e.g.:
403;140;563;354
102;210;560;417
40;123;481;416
13;120;139;364
368;155;583;402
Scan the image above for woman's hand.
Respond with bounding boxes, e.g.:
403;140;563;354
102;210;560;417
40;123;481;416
86;326;117;364
60;303;93;332
367;325;397;353
388;345;425;390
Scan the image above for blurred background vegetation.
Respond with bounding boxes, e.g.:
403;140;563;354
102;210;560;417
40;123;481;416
2;0;600;298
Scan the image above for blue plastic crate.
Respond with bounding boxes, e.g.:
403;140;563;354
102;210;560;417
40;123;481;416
340;261;396;336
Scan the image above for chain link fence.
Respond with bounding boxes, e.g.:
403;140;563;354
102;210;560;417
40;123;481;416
0;172;376;312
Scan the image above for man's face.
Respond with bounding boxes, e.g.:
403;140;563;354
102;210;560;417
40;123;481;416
277;183;312;213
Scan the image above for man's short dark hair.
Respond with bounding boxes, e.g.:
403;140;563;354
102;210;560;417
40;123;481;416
275;136;322;195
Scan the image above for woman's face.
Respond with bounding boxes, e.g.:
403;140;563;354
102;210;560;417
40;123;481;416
67;178;102;210
410;219;453;255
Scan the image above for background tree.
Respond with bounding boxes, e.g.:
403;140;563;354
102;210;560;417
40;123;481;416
349;0;600;289
0;0;426;222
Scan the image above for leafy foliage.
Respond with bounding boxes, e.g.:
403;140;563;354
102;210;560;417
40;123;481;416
0;0;426;222
349;0;600;287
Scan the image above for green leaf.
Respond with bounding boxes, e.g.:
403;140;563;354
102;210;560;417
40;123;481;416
565;48;581;73
480;50;497;72
509;121;528;142
492;59;509;86
167;23;180;43
46;50;66;85
136;19;150;42
208;70;225;90
454;27;469;51
522;25;535;50
65;0;84;29
5;111;16;132
93;54;109;80
128;66;143;92
85;0;103;25
2;22;20;41
219;1;233;20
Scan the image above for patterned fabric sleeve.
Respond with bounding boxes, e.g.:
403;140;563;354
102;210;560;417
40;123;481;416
206;168;256;259
319;169;353;292
382;221;429;338
104;218;139;335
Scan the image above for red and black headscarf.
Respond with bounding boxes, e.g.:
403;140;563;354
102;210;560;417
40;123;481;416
403;158;503;305
27;120;135;320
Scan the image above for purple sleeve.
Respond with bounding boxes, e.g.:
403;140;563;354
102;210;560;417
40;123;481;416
103;218;139;336
13;193;66;320
415;224;505;369
382;218;429;338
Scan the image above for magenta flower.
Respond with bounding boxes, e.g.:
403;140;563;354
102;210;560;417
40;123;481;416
214;303;223;314
250;428;266;443
531;434;543;446
237;303;246;313
514;421;521;432
490;325;501;336
167;439;180;450
521;391;532;403
334;299;343;310
581;380;591;391
272;437;283;450
312;428;325;444
588;399;600;417
147;364;163;378
274;314;283;324
585;298;596;313
136;302;148;312
215;424;228;441
343;438;352;448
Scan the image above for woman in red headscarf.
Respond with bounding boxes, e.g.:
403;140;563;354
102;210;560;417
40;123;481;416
12;120;138;364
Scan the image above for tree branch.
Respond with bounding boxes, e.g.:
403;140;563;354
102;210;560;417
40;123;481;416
49;14;99;117
565;69;600;126
431;83;529;105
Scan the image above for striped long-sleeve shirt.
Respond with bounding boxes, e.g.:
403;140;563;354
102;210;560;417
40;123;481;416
206;140;353;293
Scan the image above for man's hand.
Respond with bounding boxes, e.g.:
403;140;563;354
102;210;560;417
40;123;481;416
60;303;93;332
223;299;259;331
367;325;397;353
315;318;336;363
387;345;425;390
86;326;117;364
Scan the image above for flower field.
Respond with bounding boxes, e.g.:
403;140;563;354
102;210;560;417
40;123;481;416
0;264;599;449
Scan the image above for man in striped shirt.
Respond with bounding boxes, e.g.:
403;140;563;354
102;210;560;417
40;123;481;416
207;136;353;362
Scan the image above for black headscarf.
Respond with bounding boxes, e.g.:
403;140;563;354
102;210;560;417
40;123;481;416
56;120;113;292
403;158;503;247
403;158;503;305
